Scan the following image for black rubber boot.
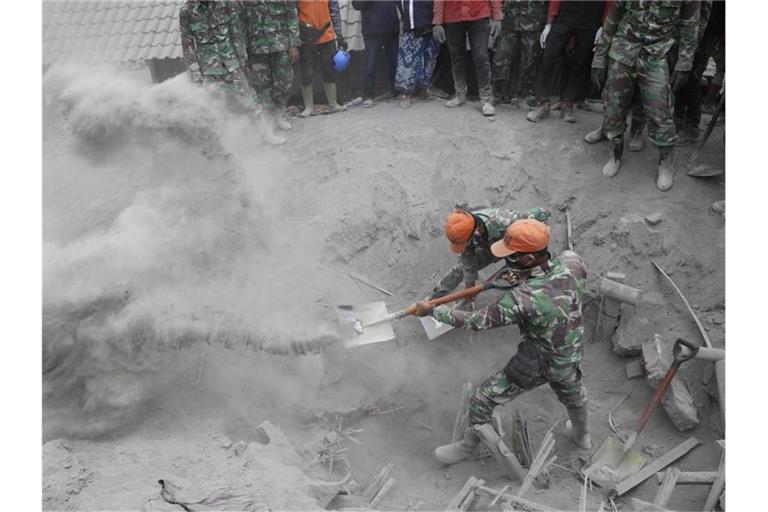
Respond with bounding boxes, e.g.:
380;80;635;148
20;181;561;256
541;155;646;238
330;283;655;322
566;406;592;450
628;121;645;151
602;136;624;177
657;145;675;191
434;427;481;465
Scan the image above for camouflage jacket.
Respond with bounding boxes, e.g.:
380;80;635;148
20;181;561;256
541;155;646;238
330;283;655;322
242;0;301;55
434;251;587;368
592;0;701;72
431;207;551;297
501;0;547;32
179;1;250;83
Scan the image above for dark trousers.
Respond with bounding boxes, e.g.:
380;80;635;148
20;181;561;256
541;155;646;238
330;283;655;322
363;33;398;99
300;40;336;85
535;23;596;103
674;31;721;131
445;18;492;102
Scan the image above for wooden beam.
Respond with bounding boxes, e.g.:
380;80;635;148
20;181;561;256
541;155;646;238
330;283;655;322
655;471;718;485
475;485;558;512
654;466;680;507
611;437;702;497
703;447;725;511
446;476;484;512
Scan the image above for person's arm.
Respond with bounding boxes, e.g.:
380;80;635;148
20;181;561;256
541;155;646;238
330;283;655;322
592;0;621;69
674;0;701;72
488;207;552;233
179;7;202;83
329;0;344;39
433;293;522;330
286;0;301;49
491;0;503;21
429;262;465;299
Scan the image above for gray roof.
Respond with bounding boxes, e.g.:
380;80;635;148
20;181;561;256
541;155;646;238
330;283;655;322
43;1;184;65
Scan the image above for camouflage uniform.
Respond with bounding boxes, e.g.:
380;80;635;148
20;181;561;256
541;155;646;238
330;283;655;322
433;250;588;425
430;207;551;299
179;1;257;110
492;0;547;100
242;1;300;113
593;1;700;148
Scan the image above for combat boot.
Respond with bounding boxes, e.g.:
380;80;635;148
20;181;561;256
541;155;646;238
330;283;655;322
445;93;466;108
628;122;644;152
434;427;481;465
562;102;576;123
526;101;550;122
602;136;623;177
656;146;675;191
566;406;592;451
584;126;607;144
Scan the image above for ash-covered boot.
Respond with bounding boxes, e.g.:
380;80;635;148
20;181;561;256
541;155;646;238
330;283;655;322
628;120;645;152
602;136;624;177
324;82;347;113
434;427;481;465
584;126;607;144
566;406;592;451
656;145;675;191
300;84;314;117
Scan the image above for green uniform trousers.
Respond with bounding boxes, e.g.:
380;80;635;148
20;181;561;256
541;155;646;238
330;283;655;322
248;51;293;112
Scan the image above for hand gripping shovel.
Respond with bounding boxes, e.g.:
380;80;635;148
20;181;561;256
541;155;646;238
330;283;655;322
585;338;699;488
337;279;508;348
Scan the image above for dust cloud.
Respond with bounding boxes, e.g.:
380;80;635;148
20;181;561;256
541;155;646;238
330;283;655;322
43;66;339;439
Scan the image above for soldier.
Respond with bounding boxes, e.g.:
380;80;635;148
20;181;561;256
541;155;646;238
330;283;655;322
491;0;547;107
429;206;551;302
592;1;701;191
242;0;301;131
179;0;255;110
413;219;591;464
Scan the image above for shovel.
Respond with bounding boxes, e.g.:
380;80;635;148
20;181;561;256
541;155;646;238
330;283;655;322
584;338;699;488
337;279;510;348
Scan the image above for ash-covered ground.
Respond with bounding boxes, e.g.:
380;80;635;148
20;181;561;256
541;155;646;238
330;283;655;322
43;67;725;511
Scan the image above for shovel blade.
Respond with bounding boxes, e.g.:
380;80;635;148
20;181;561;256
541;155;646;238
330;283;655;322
336;302;395;348
584;435;647;489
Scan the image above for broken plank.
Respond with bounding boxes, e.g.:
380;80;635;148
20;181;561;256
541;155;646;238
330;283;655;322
446;477;484;512
655;471;718;485
611;437;702;497
702;447;725;511
566;211;573;251
653;466;680;507
452;382;474;443
629;497;675;512
369;477;396;508
476;485;558;512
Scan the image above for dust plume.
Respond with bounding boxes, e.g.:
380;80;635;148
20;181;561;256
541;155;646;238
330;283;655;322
43;66;338;439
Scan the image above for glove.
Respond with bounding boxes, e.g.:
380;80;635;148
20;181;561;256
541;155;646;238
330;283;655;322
337;37;347;51
412;301;435;317
433;24;446;44
489;19;502;47
593;27;603;46
591;67;607;90
539;23;551;49
671;70;689;91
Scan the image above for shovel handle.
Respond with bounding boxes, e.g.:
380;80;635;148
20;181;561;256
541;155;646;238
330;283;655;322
403;283;489;316
635;365;680;436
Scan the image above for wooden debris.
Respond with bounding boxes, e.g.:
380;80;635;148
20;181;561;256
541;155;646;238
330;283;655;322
415;421;434;432
654;470;718;485
566;211;574;251
629;497;674;511
476;484;558;512
446;476;484;512
579;475;588;512
517;426;557;497
489;485;510;507
345;271;393;296
195;343;208;385
608;390;633;442
452;382;474;443
653;466;680;507
606;272;626;281
703;442;725;511
363;462;394;503
369;477;396;508
475;423;527;481
510;410;532;468
611;437;702;497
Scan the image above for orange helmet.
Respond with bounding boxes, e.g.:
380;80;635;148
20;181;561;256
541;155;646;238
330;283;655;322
491;219;550;257
444;210;476;254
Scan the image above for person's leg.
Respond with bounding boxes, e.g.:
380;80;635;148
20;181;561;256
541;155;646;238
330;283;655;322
629;91;646;151
419;34;440;92
270;51;294;130
548;364;590;450
386;32;399;95
363;34;380;102
561;28;595;122
395;31;418;103
516;31;536;102
638;54;677;190
248;54;275;111
299;44;316;117
681;32;718;141
467;17;493;109
602;58;637;177
319;40;345;111
492;29;514;101
445;21;469;105
527;22;571;121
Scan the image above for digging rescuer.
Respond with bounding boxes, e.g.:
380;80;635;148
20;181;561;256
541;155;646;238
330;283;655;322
429;206;551;308
414;219;591;466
